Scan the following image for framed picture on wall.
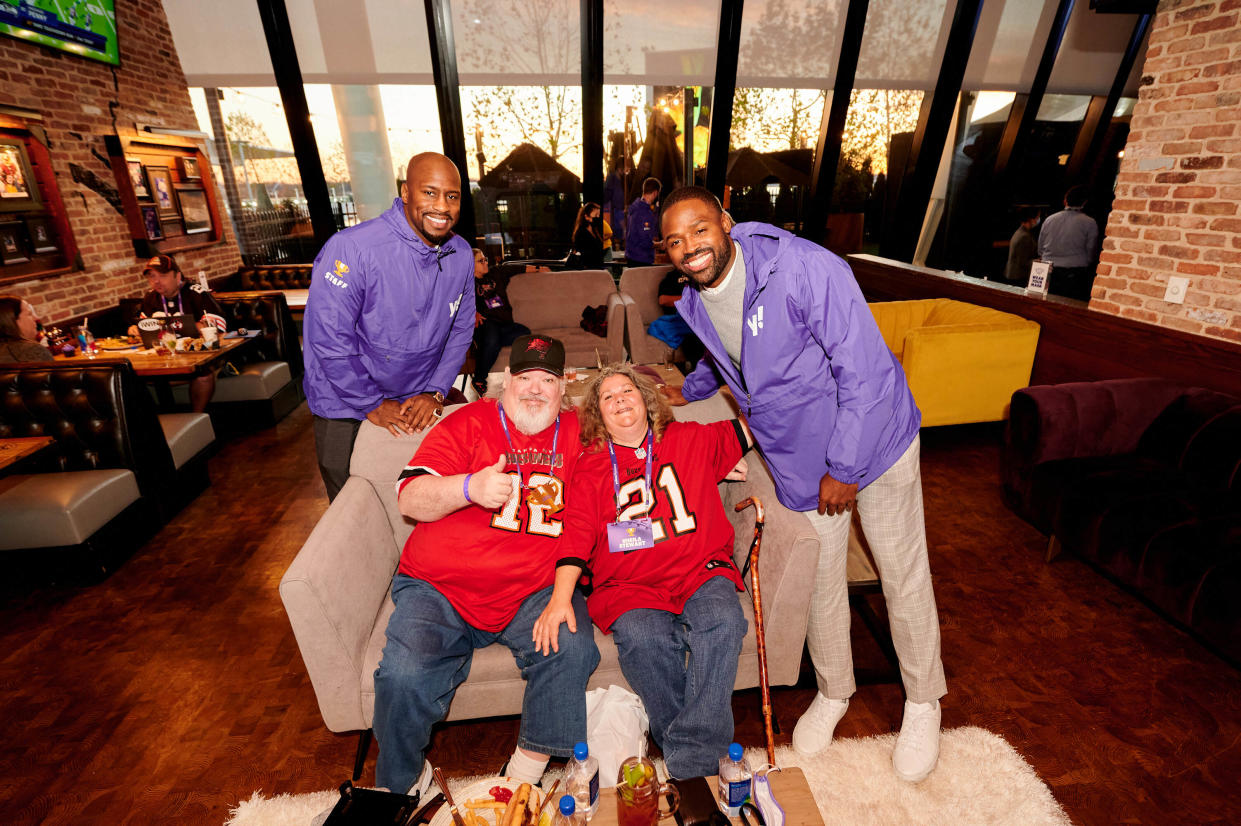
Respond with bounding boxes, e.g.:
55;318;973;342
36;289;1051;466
0;221;30;264
160;217;184;238
24;216;57;253
146;165;178;219
0;138;41;213
175;185;211;234
127;158;150;199
140;205;163;240
176;155;202;181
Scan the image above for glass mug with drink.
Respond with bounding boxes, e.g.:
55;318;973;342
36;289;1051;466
615;756;679;826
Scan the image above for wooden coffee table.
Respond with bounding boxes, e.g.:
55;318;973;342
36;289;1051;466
589;769;823;826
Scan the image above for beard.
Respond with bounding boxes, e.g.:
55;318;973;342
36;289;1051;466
506;394;559;435
680;240;734;287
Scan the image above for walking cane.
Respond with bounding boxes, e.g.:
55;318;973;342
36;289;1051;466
736;496;775;767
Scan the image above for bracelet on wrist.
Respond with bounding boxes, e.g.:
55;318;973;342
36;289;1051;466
463;473;473;504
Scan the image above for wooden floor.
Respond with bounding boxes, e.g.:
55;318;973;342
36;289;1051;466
1;405;1239;825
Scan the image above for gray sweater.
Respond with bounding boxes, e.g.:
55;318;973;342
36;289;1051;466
697;242;747;370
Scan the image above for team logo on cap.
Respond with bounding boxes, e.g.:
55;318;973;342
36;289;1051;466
527;337;550;355
146;255;165;269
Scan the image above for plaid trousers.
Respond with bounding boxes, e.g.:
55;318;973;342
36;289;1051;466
802;434;947;704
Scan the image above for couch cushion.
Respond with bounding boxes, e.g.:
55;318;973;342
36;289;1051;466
0;469;139;549
211;360;292;402
158;413;215;470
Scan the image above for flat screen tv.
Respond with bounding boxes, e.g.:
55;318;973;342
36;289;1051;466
0;0;118;66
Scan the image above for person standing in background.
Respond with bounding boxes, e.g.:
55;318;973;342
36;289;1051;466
625;178;662;267
571;202;605;270
303;152;474;501
1037;185;1098;301
1004;207;1041;285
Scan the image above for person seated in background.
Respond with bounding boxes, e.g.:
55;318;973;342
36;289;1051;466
1004;206;1041;286
571;202;605;269
0;294;53;363
471;248;531;396
534;364;753;779
127;253;228;412
646;268;703;367
374;334;598;795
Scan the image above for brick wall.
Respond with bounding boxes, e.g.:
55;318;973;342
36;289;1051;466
0;0;240;324
1095;0;1241;343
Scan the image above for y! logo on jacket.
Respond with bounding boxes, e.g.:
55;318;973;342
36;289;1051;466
747;305;764;337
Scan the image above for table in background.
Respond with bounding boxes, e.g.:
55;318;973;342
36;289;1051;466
589;769;824;826
56;336;257;406
0;436;55;476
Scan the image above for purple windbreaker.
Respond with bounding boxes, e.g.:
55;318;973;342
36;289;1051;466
676;222;920;511
303;197;474;420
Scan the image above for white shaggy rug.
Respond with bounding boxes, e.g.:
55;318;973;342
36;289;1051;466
226;727;1070;826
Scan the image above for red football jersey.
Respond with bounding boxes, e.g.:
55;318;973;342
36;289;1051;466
397;399;581;631
563;419;747;632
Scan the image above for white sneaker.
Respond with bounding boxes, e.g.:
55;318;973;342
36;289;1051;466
792;693;849;755
408;760;436;798
892;700;941;782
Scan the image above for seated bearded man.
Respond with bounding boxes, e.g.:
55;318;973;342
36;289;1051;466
374;335;600;794
534;364;754;779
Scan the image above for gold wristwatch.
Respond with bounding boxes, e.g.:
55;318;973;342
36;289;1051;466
425;390;445;404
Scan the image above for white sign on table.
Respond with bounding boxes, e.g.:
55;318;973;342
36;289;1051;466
1026;260;1051;296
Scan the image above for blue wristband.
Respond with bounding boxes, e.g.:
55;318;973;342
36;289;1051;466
463;473;473;504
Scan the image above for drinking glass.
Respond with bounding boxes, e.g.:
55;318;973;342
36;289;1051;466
615;756;679;826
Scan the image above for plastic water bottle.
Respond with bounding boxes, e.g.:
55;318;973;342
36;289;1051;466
551;794;585;826
717;742;751;817
566;741;600;819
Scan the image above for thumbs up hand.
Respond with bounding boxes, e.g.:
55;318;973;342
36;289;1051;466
469;454;517;509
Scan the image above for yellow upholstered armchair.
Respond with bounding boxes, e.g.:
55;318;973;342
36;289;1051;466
868;298;1040;427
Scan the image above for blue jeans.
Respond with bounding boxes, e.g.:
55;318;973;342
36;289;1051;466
611;576;747;779
373;575;599;793
473;320;530;385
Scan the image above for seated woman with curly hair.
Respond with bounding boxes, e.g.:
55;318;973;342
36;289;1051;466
533;363;753;779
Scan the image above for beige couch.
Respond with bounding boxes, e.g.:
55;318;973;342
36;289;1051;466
618;265;676;365
499;269;626;368
280;394;818;775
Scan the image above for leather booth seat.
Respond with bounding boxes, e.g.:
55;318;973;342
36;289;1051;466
0;361;211;573
0;469;139;551
234;265;312;291
159;412;216;470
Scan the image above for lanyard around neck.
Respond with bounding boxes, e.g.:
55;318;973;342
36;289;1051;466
497;402;559;489
607;428;653;518
159;290;183;315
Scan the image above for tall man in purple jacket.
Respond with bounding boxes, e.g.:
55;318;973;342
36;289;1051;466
303;153;475;500
659;187;946;783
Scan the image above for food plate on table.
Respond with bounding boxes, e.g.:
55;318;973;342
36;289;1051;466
96;336;141;351
428;777;547;826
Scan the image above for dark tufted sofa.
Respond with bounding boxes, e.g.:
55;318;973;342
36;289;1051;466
1002;377;1241;666
0;362;212;574
234;264;312;291
120;291;303;429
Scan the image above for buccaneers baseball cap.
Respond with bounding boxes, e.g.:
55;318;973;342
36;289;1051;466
509;334;565;377
142;253;179;276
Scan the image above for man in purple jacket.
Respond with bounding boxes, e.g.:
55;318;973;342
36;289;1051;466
303;152;474;500
659;187;946;783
